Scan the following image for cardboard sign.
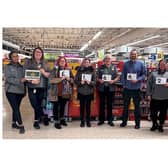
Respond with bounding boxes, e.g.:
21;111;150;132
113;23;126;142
25;70;40;80
127;73;137;80
102;74;111;81
81;74;92;82
156;77;167;85
59;70;70;77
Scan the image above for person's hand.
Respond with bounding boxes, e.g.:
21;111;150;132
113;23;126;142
21;78;26;83
164;82;168;87
31;80;40;84
99;79;104;84
40;68;50;77
81;80;85;84
86;80;91;85
61;76;66;80
131;80;138;83
147;96;151;101
109;80;115;84
65;76;70;81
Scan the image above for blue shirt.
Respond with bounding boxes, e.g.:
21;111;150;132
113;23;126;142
121;60;146;90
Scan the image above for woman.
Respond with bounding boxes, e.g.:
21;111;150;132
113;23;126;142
48;56;74;129
97;54;120;126
75;58;96;127
24;47;50;129
146;59;168;132
5;51;26;134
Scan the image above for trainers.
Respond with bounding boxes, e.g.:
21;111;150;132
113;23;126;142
12;123;19;129
19;126;25;134
33;121;40;129
97;121;104;126
55;123;62;129
120;122;127;127
108;122;115;127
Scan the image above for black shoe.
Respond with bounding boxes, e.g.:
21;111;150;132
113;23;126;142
43;115;49;126
80;122;85;127
150;124;158;131
120;122;127;127
97;121;104;126
55;123;62;129
108;121;115;127
86;122;91;127
134;125;140;129
158;125;164;132
61;120;68;126
19;126;25;134
33;122;40;129
12;123;19;129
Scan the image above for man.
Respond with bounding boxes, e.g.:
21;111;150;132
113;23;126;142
97;54;120;126
120;49;146;129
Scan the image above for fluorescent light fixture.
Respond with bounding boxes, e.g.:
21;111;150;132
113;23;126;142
80;43;89;51
125;35;160;46
3;40;20;50
88;40;92;44
92;31;102;40
85;51;95;57
147;42;168;48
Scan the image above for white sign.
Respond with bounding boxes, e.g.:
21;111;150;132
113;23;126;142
59;70;70;77
25;70;41;80
156;77;167;85
82;74;92;82
127;73;137;80
102;74;111;81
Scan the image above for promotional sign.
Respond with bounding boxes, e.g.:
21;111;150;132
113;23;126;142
25;70;40;80
127;73;137;80
59;70;70;77
81;74;92;82
156;77;167;85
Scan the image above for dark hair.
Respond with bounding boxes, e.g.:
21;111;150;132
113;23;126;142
8;50;18;60
56;56;68;68
32;47;44;60
158;59;166;74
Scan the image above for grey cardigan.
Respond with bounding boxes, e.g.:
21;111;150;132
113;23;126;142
5;63;25;94
146;71;168;100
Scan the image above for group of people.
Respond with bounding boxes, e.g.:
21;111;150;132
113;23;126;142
4;48;168;134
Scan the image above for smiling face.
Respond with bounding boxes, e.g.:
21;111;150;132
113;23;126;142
59;58;66;68
130;50;137;62
34;48;43;61
104;54;112;66
159;60;166;72
83;59;91;68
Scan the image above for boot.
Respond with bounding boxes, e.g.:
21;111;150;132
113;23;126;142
12;122;19;129
19;126;25;134
54;123;62;129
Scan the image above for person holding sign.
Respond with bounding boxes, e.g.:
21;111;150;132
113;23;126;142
49;57;74;129
75;58;96;127
97;54;120;126
120;49;146;129
146;60;168;132
5;51;26;134
24;47;50;129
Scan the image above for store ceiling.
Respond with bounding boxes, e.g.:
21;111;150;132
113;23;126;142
3;28;168;52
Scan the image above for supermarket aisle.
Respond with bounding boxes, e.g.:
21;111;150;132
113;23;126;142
2;88;168;139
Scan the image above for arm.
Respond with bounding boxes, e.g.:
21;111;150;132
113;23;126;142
137;63;146;82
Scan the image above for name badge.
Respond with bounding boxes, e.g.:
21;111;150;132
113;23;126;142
82;74;92;82
59;70;70;77
156;77;167;85
127;73;137;80
102;74;111;81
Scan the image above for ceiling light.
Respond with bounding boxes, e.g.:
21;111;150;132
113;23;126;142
125;35;160;46
92;31;102;40
3;40;20;50
80;43;89;51
147;42;168;48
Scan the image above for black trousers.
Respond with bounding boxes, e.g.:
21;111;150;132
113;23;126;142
28;88;45;121
98;89;115;122
52;96;68;124
6;92;24;125
79;94;92;123
150;99;168;125
122;89;141;125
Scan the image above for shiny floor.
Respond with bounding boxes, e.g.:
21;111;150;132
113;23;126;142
2;88;168;139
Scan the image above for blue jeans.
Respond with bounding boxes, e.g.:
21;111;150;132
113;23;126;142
6;92;24;125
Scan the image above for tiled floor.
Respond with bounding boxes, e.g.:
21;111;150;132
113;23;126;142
2;88;168;139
